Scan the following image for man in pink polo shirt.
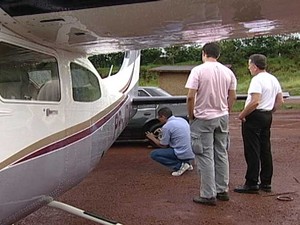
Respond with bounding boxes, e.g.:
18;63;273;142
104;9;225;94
185;42;237;206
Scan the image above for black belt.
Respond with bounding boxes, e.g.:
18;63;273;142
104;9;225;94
256;109;271;112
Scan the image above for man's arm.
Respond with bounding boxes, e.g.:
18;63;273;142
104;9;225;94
228;89;237;113
238;93;260;121
272;92;284;112
187;88;197;123
145;131;168;148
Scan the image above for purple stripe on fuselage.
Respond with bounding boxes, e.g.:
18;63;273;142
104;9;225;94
14;96;127;165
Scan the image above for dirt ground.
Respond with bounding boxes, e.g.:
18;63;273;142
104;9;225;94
16;110;300;225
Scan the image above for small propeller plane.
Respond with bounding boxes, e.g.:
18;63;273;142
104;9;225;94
0;0;300;224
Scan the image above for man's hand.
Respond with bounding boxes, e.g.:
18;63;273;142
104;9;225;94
145;131;156;141
145;131;162;147
188;114;195;125
238;113;246;122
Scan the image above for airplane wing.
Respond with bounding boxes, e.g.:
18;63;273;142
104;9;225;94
0;0;300;54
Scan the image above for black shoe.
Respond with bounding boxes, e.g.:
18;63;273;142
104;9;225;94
259;184;272;192
217;192;229;201
234;185;259;194
193;196;217;206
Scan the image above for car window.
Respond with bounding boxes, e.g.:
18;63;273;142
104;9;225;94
143;88;160;96
138;89;150;97
142;87;171;96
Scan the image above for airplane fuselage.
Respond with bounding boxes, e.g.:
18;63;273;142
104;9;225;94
0;26;139;224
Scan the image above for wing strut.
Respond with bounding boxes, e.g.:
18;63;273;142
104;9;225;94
48;200;123;225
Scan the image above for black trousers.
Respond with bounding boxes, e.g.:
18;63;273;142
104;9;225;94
242;110;273;186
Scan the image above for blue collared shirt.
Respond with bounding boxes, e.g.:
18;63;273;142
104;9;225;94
160;116;195;160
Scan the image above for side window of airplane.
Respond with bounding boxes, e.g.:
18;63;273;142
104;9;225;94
70;63;101;102
0;42;60;101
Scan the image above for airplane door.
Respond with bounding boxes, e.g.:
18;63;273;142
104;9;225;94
0;41;64;169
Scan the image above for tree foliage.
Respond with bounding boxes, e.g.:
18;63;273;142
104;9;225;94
89;52;124;68
141;48;162;65
89;34;300;69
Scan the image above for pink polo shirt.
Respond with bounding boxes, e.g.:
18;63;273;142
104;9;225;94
185;61;237;120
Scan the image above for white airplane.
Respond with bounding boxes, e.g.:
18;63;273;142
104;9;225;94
0;1;300;225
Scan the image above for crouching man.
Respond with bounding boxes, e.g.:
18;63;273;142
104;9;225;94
146;107;194;176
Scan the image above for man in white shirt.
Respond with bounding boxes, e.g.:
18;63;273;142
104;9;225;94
234;54;284;194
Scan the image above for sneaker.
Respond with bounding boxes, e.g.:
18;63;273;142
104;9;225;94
172;163;190;176
193;196;217;206
234;184;259;194
188;164;193;171
259;184;272;192
216;192;229;201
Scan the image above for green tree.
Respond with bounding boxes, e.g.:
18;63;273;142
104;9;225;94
90;34;300;77
141;48;163;65
89;52;123;69
186;45;202;62
219;39;245;66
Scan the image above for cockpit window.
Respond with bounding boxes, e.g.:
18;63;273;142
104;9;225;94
0;42;60;101
70;63;101;102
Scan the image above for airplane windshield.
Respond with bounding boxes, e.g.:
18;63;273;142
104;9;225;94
0;42;60;101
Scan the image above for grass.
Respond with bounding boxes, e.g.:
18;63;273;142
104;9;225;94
231;58;300;110
235;57;300;95
231;101;300;112
282;103;300;110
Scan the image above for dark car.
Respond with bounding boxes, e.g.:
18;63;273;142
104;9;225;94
117;86;187;143
117;88;290;143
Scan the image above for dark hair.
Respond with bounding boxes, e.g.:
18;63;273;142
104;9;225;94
202;42;220;59
158;107;173;119
249;54;267;70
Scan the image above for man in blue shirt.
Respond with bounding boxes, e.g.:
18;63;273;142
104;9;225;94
146;107;195;176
